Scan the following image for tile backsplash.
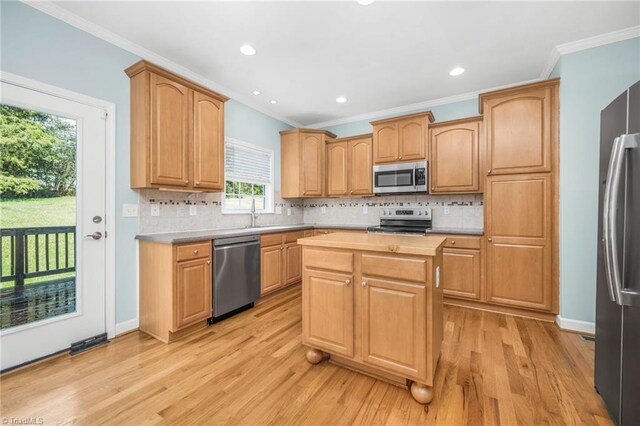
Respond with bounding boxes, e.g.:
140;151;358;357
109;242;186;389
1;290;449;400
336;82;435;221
303;194;483;229
138;190;304;234
138;190;483;234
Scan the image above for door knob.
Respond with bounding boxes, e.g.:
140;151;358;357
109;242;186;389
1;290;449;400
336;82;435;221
84;232;103;240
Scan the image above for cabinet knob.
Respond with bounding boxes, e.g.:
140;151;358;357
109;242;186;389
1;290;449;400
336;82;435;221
207;260;211;264
488;237;492;242
431;187;434;191
345;279;351;285
281;247;284;251
193;249;199;254
195;181;200;186
451;240;455;245
487;169;491;175
185;179;189;184
361;280;367;287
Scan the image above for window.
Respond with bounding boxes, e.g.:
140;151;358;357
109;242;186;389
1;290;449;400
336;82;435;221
223;138;274;213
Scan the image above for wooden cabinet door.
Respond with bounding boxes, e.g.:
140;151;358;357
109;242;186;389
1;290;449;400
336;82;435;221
327;142;348;196
361;277;426;380
302;268;354;357
301;133;324;196
373;123;399;164
193;91;224;190
484;86;552;175
486;174;552;311
174;258;212;330
150;73;190;187
284;243;302;284
348;137;373;195
442;248;481;300
430;121;480;193
261;245;283;295
398;117;426;161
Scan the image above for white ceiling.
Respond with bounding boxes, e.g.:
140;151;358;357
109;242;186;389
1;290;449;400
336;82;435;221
50;1;640;126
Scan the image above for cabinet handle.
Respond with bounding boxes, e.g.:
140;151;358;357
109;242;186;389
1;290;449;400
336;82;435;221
345;279;351;285
193;249;199;254
361;280;367;287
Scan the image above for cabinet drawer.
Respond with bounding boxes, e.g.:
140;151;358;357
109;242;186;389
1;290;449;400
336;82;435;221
361;254;426;283
430;235;481;250
303;230;315;238
261;233;284;247
303;247;353;273
175;242;211;261
285;230;305;243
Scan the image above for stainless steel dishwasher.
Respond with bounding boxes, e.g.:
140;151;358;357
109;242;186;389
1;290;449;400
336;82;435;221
211;235;261;322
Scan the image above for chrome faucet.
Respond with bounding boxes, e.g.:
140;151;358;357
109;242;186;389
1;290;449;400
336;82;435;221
250;198;257;228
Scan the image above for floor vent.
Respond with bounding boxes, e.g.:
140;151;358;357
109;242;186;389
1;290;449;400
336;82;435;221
580;334;596;342
70;333;108;355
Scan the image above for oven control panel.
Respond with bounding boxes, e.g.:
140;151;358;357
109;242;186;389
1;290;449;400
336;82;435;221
380;208;432;219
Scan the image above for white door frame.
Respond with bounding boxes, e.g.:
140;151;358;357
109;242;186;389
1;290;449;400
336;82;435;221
0;70;117;339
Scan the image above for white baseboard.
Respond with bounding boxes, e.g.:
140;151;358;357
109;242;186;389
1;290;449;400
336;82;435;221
115;318;139;336
556;315;595;335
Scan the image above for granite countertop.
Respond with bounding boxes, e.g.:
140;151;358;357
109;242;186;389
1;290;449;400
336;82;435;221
136;223;482;244
298;233;447;257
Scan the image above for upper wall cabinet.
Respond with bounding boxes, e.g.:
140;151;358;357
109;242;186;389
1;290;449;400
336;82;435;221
326;134;373;197
371;111;434;164
429;116;482;194
480;79;558;176
280;128;337;198
126;60;228;192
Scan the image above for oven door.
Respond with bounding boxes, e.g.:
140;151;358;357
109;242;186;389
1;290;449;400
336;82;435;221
373;163;417;194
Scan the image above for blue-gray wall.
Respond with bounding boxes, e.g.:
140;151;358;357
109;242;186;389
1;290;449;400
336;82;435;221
323;99;478;137
556;37;640;322
1;2;290;324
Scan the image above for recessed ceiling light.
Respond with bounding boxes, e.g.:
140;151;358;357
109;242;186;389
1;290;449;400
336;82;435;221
449;67;465;76
336;96;347;103
357;0;375;5
252;90;261;95
240;44;257;56
269;100;278;104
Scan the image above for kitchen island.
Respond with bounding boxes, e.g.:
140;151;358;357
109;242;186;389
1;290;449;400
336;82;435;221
297;232;446;405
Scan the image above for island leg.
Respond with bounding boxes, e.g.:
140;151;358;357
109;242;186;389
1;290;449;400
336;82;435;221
409;381;434;405
306;348;328;364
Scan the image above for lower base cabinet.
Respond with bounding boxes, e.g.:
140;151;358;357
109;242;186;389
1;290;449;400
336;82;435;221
435;235;482;301
139;240;212;343
260;231;305;296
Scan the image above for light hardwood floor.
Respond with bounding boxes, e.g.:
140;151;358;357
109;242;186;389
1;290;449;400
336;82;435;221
1;286;611;425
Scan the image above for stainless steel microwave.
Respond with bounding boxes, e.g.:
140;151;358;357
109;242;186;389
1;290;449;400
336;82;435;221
373;161;428;194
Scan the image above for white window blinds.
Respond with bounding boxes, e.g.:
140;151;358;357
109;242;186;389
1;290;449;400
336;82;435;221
225;138;273;184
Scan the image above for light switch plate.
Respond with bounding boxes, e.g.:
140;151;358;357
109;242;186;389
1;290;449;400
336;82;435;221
362;205;368;214
189;205;197;216
287;208;292;216
321;206;327;214
150;204;160;217
275;205;283;214
444;206;451;215
122;204;138;217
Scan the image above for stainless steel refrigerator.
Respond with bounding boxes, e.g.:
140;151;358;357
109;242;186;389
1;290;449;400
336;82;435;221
595;80;640;426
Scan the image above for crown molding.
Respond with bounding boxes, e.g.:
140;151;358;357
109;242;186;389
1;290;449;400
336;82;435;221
20;0;304;128
541;25;640;78
307;78;541;129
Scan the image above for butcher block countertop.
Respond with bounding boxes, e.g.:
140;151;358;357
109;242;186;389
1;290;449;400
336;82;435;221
297;232;446;257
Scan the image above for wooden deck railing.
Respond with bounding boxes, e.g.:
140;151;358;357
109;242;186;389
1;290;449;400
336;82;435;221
0;226;76;329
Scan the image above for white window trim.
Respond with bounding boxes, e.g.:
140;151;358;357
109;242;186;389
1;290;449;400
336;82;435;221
222;137;275;215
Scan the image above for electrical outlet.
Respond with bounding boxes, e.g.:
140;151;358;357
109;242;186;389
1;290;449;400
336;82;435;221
150;204;160;217
321;206;327;214
122;204;138;217
362;205;368;214
189;205;197;216
275;205;283;214
444;206;451;215
287;208;292;216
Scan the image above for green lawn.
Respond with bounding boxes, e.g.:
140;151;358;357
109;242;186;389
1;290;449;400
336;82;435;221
1;197;76;288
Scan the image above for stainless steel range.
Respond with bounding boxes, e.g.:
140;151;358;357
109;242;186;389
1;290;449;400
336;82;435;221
367;207;432;235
